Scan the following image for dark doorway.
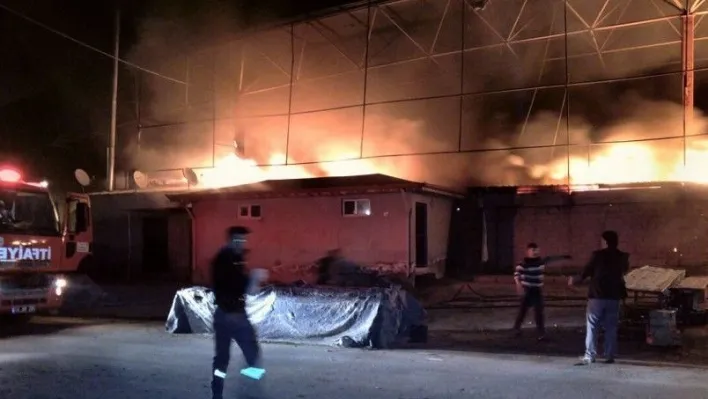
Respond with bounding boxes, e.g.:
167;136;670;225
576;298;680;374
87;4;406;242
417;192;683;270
142;216;169;274
494;207;517;274
415;202;428;266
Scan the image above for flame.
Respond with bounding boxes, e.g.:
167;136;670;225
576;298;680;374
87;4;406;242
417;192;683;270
193;137;708;190
196;153;309;188
194;151;381;189
542;138;708;186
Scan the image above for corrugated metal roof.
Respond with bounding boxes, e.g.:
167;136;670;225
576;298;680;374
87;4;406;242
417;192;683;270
166;174;463;202
625;266;686;293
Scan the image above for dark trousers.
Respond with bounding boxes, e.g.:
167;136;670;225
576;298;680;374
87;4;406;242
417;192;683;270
513;287;545;334
211;307;261;399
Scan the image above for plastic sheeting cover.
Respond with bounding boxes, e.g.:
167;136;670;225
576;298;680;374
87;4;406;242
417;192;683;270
165;285;426;349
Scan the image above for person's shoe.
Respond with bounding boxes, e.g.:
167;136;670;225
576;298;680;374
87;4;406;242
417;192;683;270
512;328;522;338
575;356;595;366
603;358;615;364
240;367;266;380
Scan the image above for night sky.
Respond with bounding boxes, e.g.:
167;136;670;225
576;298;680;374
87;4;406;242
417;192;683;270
0;0;357;192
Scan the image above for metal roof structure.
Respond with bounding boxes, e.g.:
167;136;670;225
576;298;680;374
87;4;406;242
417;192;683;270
115;0;708;190
165;173;463;201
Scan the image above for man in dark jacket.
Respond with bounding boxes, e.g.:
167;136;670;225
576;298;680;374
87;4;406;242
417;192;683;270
569;230;629;365
211;226;266;399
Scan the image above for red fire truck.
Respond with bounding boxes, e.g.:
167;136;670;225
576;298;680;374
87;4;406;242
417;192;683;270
0;167;92;321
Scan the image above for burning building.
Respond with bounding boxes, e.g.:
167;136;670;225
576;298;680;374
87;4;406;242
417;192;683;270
115;0;708;191
92;1;708;279
445;182;708;277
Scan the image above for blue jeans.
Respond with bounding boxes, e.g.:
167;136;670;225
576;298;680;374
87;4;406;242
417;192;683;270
211;307;260;399
585;299;620;360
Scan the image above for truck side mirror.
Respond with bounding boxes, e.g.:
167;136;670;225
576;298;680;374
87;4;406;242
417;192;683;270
75;202;89;233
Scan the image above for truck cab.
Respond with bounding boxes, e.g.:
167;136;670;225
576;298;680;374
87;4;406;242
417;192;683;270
0;168;92;318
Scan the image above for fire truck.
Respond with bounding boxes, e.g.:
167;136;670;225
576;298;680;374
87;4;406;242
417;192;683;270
0;167;92;321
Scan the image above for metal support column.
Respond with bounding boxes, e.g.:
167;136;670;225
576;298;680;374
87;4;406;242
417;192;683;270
682;11;694;169
107;9;121;191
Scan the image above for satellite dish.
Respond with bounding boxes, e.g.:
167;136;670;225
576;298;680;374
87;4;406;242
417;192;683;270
182;168;199;186
74;169;91;187
132;170;149;189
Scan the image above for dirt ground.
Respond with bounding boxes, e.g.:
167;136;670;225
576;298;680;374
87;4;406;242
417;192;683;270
416;324;708;367
415;278;708;366
418;278;587;306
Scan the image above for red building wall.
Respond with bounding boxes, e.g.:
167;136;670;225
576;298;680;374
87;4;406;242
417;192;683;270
191;192;414;284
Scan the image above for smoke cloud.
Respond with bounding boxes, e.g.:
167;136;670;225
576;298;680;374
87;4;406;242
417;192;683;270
121;1;699;190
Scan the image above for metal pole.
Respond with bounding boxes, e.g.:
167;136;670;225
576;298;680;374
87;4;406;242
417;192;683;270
127;211;132;283
359;3;371;158
284;24;295;165
107;8;121;191
563;1;571;186
683;12;694;143
212;56;216;167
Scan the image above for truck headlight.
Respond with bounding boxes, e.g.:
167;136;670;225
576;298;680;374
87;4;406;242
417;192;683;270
54;277;68;296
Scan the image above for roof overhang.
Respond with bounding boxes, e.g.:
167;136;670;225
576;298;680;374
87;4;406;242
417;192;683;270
165;176;463;203
515;181;706;195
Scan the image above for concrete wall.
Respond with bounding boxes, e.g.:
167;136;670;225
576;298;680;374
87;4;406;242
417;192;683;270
191;192;456;285
476;187;708;275
90;192;191;282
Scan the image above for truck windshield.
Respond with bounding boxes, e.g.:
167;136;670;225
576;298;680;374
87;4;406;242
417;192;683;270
0;188;59;235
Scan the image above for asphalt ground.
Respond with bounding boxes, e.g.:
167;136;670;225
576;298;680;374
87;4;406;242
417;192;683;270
0;317;706;399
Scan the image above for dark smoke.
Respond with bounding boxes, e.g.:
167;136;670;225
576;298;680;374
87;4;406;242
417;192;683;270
122;0;697;189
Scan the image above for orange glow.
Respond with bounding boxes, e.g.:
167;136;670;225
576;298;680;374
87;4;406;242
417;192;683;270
195;153;308;188
193;151;381;189
541;138;708;186
191;137;708;190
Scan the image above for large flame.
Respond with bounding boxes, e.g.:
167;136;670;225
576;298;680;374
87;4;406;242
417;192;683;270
195;151;381;189
540;138;708;186
167;95;708;191
193;137;708;190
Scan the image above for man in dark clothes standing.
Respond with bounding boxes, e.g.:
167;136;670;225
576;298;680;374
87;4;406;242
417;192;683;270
569;230;629;365
211;226;266;399
513;242;571;340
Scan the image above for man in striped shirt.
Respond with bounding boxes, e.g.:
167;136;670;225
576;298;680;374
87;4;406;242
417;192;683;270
513;242;571;340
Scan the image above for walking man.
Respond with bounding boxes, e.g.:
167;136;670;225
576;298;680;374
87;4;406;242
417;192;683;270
513;242;571;340
211;226;267;399
569;230;629;365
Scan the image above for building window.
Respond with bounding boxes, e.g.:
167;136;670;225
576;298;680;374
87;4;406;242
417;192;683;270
342;199;371;217
238;204;262;219
239;206;249;217
250;205;262;218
